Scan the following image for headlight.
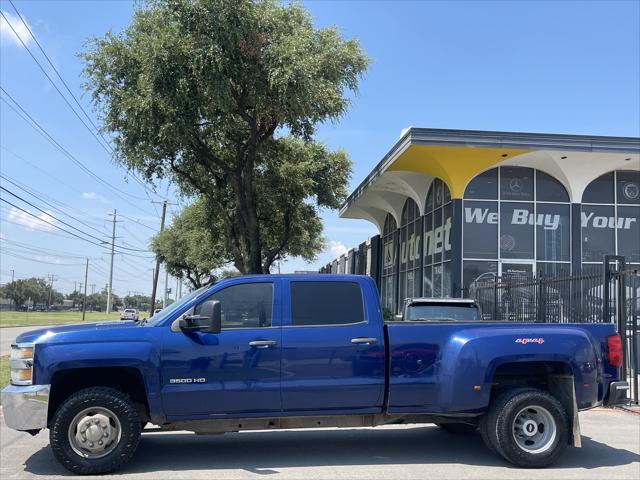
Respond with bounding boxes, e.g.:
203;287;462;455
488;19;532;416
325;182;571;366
10;343;34;386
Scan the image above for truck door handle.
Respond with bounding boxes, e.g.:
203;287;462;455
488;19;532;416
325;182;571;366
351;337;378;345
249;340;277;348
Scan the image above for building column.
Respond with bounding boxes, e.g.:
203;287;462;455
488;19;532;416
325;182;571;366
571;203;582;274
451;199;464;297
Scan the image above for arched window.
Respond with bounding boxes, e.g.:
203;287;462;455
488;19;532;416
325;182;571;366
581;170;640;269
399;199;422;305
462;167;571;288
380;213;398;313
423;179;452;297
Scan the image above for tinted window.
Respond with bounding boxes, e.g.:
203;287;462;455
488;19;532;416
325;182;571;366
291;281;364;326
463;260;498;290
464;169;498;199
500;167;534;201
583;172;614;203
406;304;480;322
500;202;534;259
581;205;615;262
196;283;273;329
536;203;571;261
617;170;640;205
536;171;569;203
463;201;498;259
617;205;640;263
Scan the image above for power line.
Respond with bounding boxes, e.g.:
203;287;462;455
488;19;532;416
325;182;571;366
1;238;102;260
0;197;153;258
0;88;157;209
1;174;109;237
1;249;85;266
0;9;112;155
6;1;166;204
1;186;150;252
8;0;111;147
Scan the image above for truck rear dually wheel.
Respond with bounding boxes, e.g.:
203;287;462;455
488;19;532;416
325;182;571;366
482;388;569;468
50;387;141;475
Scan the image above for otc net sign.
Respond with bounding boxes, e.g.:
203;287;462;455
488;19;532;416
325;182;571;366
464;207;637;231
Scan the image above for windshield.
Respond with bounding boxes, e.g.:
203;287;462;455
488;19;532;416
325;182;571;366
144;285;210;327
406;304;480;322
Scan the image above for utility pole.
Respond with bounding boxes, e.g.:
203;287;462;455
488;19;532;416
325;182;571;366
106;209;117;314
82;258;89;321
11;269;14;283
150;200;168;316
90;284;96;295
47;274;57;309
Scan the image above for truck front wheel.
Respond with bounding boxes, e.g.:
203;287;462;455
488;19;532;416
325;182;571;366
482;388;569;468
50;387;141;475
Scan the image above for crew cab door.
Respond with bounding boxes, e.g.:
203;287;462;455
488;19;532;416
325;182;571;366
160;279;281;417
280;278;385;413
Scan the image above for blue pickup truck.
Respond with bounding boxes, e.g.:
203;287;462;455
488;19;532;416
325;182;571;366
2;274;629;474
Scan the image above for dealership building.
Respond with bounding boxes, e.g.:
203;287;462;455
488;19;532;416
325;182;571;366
320;128;640;314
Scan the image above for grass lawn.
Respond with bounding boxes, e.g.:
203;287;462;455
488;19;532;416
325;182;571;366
0;311;124;328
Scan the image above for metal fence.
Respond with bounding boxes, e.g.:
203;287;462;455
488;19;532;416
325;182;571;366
469;257;639;404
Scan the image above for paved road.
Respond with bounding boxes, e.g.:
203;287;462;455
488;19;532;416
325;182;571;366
1;409;638;479
0;326;55;357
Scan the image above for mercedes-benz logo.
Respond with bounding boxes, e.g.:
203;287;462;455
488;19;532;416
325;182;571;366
500;234;516;251
623;182;639;200
509;178;523;192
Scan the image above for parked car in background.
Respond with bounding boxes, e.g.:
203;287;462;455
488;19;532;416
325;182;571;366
119;308;138;321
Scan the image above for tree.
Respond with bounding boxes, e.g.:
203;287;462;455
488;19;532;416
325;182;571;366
150;198;227;288
82;0;367;273
3;278;50;308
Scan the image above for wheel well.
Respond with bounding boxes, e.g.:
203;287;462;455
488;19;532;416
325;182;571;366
490;361;572;395
48;367;150;424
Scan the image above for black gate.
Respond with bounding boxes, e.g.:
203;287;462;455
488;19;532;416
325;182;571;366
469;257;639;405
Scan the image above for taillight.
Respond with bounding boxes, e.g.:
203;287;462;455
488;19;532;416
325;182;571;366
607;334;623;368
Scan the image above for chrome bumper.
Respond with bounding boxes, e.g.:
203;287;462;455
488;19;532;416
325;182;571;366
1;384;50;431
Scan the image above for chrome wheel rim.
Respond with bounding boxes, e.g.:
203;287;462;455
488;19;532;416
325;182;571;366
512;405;556;454
68;407;122;459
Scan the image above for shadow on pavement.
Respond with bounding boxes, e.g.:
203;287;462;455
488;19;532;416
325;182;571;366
23;426;640;476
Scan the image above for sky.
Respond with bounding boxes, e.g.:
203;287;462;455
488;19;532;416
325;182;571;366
1;0;639;298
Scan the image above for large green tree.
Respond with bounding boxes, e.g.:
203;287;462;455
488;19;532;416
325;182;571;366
82;0;368;273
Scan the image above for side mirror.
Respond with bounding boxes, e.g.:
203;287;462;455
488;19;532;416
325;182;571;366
178;300;221;334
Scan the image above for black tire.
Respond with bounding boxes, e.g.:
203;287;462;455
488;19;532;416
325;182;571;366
479;413;498;454
50;387;141;475
436;422;478;434
484;388;569;468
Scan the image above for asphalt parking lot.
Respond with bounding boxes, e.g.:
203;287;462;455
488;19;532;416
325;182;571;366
1;408;638;480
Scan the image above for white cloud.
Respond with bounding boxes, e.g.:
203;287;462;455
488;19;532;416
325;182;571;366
82;192;111;205
329;240;348;257
0;10;32;48
7;206;57;232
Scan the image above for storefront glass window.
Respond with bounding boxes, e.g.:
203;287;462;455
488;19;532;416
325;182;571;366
380;214;397;313
423;179;452;297
582;171;640;267
399;199;422;306
463;166;571;290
